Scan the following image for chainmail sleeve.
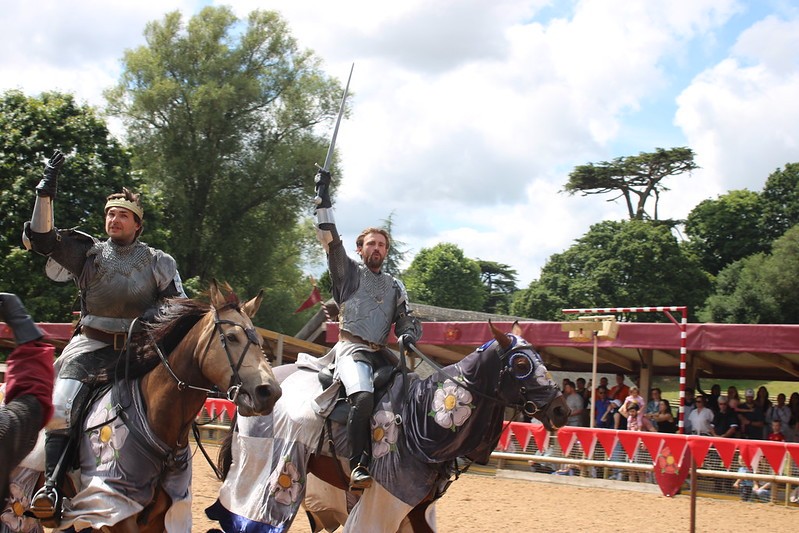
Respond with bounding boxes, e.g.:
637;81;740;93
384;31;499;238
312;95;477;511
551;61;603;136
0;395;44;505
327;237;361;305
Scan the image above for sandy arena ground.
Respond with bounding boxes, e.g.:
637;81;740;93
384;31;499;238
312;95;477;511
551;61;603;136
189;448;798;532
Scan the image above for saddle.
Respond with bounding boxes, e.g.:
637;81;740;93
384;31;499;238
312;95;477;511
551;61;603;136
317;351;400;425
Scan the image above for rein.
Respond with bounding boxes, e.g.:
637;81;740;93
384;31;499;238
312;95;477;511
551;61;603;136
152;306;261;401
114;305;261;469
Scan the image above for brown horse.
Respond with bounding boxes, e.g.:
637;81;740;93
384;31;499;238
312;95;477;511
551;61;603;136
5;280;281;532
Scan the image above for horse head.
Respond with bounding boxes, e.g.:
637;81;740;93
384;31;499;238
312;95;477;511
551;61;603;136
202;280;282;416
490;321;570;430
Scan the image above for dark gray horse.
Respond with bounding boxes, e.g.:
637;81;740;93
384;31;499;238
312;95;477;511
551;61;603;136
207;322;570;532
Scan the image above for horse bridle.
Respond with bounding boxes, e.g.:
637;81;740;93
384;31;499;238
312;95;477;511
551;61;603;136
153;305;263;401
404;337;557;418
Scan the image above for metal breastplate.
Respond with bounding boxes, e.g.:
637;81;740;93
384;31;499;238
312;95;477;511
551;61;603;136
340;266;398;346
81;240;160;332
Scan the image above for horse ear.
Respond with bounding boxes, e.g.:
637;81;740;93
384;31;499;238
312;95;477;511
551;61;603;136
489;319;511;350
511;320;522;337
242;289;264;318
209;279;224;309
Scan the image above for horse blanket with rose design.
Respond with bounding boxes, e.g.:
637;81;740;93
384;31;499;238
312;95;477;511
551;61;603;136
2;380;191;533
208;339;514;532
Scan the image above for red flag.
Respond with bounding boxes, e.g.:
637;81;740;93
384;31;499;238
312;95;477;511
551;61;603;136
294;285;322;314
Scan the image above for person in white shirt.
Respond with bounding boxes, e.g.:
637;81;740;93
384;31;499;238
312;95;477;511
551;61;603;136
687;395;714;435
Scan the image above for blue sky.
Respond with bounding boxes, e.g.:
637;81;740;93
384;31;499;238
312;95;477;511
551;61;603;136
3;0;799;288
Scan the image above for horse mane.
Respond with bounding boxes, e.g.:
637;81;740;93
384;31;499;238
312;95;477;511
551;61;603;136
104;298;218;382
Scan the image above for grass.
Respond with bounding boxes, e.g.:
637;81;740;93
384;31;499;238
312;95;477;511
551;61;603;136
652;376;799;402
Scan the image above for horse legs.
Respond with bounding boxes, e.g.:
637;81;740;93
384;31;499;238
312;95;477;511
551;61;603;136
343;482;412;533
132;486;170;533
403;500;436;533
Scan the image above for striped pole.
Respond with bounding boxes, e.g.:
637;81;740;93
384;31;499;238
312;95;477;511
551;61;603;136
562;306;688;433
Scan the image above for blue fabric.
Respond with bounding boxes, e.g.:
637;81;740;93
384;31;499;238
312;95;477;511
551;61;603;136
206;500;287;533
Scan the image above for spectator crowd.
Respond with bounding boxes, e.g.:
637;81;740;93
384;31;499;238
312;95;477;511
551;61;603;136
560;373;799;442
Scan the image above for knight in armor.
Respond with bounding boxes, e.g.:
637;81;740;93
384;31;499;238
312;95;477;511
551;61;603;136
22;150;187;525
314;168;422;492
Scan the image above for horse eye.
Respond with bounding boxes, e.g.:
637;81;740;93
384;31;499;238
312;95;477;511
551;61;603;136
226;332;238;343
510;354;533;379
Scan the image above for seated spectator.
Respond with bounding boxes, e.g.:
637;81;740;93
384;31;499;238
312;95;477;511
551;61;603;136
687;395;714;435
710;396;739;438
645;388;662;430
738;389;766;439
766;393;792;441
767;419;785;442
648;399;676;433
755;386;773;421
619;386;654;430
601;399;626;430
697;382;721;414
683;387;696;434
733;459;754;502
753;481;772;502
727;385;740;403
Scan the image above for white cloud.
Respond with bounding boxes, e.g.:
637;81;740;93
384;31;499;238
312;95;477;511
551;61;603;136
674;14;799;211
3;0;798;290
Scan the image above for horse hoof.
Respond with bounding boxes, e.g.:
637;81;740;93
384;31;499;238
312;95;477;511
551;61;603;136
29;487;62;528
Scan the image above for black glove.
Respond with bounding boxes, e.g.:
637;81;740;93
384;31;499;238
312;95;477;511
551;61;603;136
398;333;417;352
314;168;332;210
35;149;65;198
0;293;44;345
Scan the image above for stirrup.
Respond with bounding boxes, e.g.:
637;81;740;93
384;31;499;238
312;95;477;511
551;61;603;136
349;464;373;492
29;485;62;528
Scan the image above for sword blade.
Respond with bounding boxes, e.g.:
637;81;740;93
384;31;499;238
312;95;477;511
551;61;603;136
322;63;354;172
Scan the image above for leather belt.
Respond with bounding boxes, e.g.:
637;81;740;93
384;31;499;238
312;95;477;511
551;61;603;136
81;326;128;351
339;329;384;351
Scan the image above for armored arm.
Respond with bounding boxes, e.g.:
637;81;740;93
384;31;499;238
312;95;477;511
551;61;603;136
393;279;422;345
143;252;188;322
23;150;64;250
314;168;340;252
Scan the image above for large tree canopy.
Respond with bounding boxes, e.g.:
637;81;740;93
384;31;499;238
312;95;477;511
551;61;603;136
0;90;134;321
478;260;518;314
759;163;799;244
684;189;767;276
699;224;799;324
511;220;711;321
564;147;698;220
105;7;344;307
403;243;485;311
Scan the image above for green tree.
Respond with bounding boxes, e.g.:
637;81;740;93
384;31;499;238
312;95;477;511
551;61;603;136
511;220;711;321
699;224;799;324
104;7;345;316
684;189;766;275
760;163;799;243
564;147;698;220
403;243;485;311
478;260;518;314
381;211;409;278
0;90;134;321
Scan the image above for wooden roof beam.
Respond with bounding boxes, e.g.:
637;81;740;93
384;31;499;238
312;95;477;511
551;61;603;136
751;352;799;378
